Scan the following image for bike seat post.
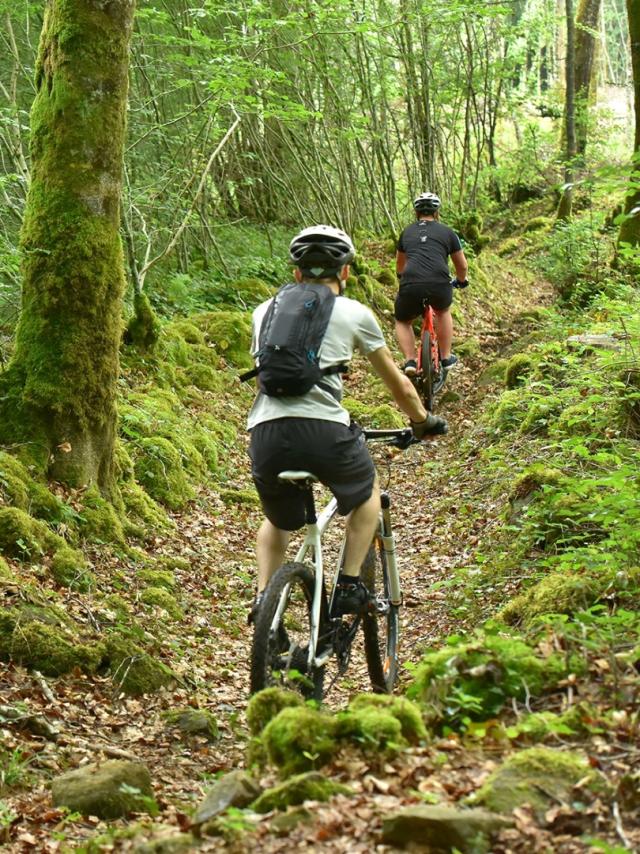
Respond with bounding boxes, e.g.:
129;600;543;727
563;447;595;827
304;485;317;526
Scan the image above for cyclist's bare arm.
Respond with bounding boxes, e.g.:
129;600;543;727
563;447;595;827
451;249;468;282
396;250;407;276
367;346;427;423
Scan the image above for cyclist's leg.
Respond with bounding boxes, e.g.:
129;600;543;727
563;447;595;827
393;285;425;363
427;282;455;360
432;308;453;358
256;521;291;593
342;474;380;577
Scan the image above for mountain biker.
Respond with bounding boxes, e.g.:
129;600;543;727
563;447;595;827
395;192;469;376
247;225;447;621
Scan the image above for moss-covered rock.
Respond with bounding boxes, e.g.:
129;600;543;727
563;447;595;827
407;631;569;730
376;268;397;288
508;703;599;743
473;747;607;819
121;481;172;536
524;216;552;233
50;547;94;591
192;770;260;825
137;568;175;590
0;555;15;581
194;310;252;369
499;572;602;626
246;687;304;737
252;771;351;814
0;506;92;589
345;695;427;744
2;614;104;676
164;708;219;740
105;635;175;696
233;277;274;307
337;705;404;753
478;359;509;387
165;319;206;346
262;706;337;776
140;586;184;620
79;489;125;544
343;399;405;429
518;396;563;436
219;487;260;507
52;760;156;819
382;805;513;852
0;506;56;559
505;353;535;389
133;437;194;509
455;338;480;359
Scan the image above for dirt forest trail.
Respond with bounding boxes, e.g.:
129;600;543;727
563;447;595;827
1;267;560;853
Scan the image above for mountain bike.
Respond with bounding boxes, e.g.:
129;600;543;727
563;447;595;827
249;428;418;701
414;300;446;413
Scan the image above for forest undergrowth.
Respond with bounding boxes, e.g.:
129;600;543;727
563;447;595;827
0;204;639;853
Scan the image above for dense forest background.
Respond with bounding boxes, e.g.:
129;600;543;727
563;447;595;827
0;0;639;851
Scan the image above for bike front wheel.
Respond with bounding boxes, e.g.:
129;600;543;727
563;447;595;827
361;540;400;693
250;561;324;701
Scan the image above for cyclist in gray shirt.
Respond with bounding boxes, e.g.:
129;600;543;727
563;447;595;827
247;225;447;621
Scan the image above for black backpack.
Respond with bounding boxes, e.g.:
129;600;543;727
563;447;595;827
240;283;347;398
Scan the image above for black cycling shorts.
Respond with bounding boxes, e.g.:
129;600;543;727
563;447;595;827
394;282;453;321
249;418;376;531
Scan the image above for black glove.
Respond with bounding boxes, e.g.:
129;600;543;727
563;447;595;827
451;277;469;289
411;413;448;440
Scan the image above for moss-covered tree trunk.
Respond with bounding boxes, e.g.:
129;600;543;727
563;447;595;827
574;0;602;158
618;0;640;247
557;0;577;221
0;0;135;495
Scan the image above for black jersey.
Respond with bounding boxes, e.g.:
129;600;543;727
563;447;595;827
397;220;462;287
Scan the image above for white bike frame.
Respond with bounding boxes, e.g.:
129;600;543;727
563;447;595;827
269;479;402;672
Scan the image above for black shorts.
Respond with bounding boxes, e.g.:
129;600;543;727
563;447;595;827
249;418;376;531
394;282;453;321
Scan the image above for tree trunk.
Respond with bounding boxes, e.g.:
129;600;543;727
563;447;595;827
558;0;577;220
0;0;135;495
574;0;602;157
618;0;640;247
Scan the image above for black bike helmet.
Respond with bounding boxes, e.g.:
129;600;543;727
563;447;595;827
413;192;441;213
289;224;355;277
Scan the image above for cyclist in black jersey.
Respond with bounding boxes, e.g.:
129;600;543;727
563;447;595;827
394;193;469;375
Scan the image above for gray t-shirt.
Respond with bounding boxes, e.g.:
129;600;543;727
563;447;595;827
247;291;386;429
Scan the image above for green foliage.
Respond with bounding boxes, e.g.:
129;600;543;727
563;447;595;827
534;216;616;304
406;627;570;732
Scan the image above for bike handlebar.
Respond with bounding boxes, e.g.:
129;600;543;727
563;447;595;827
363;428;419;449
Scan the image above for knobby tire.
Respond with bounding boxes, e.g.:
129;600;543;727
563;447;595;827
421;331;435;412
250;561;324;701
361;540;399;693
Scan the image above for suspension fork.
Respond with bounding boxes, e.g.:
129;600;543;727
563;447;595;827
379;492;402;606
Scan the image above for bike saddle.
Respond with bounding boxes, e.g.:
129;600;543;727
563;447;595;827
277;470;318;484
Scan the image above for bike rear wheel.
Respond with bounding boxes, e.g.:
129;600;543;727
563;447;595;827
420;331;435;411
250;561;324;701
361;540;400;693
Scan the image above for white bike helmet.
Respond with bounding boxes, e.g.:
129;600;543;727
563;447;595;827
289;224;355;277
413;192;441;213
